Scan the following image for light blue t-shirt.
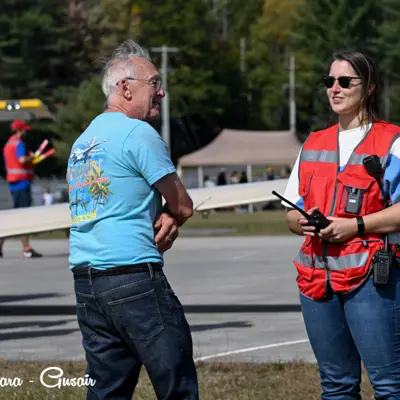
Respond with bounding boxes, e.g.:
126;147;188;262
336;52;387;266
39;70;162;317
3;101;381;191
67;112;176;270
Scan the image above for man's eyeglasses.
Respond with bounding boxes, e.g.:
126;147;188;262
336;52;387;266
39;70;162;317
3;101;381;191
322;76;361;89
117;77;162;91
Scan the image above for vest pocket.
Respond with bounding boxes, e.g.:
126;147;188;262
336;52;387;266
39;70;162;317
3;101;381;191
336;174;375;218
299;173;329;210
294;241;315;282
299;173;313;197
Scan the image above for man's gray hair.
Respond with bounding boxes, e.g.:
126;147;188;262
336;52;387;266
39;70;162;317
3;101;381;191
101;40;151;99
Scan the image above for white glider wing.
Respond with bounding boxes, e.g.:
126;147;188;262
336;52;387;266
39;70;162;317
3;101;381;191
0;179;288;238
189;179;288;211
0;203;71;238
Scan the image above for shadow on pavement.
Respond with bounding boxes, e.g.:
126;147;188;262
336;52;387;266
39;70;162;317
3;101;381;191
0;303;301;316
191;321;253;332
0;318;78;341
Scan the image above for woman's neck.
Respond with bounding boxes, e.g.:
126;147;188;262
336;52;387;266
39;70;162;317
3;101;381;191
338;111;369;132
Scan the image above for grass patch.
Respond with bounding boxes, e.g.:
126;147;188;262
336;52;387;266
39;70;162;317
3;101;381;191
31;210;290;239
33;230;70;240
0;360;374;399
182;210;290;236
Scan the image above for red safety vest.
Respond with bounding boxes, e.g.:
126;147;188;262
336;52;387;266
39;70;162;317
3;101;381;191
295;121;400;300
3;135;34;183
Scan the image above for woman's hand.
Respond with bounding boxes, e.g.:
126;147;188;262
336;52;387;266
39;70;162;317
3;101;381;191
318;217;358;243
297;207;320;236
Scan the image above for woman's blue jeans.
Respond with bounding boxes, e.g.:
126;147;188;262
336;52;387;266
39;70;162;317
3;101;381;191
300;269;400;400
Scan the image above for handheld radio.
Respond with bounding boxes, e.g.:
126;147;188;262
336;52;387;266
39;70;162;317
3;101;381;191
272;190;331;232
363;155;392;285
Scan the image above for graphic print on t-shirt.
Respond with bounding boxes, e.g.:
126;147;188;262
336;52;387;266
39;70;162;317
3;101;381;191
67;136;112;224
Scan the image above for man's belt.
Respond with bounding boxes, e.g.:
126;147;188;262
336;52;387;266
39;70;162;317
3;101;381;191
72;263;163;280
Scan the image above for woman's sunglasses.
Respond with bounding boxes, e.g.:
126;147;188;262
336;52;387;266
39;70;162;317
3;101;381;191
322;76;361;89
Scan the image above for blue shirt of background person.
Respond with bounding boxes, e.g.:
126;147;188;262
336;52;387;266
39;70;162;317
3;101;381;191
67;112;176;270
8;142;30;192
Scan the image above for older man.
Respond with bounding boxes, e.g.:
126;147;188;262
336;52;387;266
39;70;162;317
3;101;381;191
67;40;198;399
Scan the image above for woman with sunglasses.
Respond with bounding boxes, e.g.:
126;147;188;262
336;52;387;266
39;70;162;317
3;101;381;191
283;51;400;399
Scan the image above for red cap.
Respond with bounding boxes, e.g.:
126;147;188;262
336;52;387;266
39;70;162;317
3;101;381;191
11;120;31;132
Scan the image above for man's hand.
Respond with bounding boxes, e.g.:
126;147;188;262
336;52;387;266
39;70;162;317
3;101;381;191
154;213;179;254
19;155;34;164
318;216;358;243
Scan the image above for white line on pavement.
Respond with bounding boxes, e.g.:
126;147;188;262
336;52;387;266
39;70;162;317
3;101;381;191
194;339;309;362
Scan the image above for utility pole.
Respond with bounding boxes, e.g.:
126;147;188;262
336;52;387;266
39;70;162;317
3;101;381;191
151;45;179;152
222;0;228;40
240;37;246;74
289;53;296;133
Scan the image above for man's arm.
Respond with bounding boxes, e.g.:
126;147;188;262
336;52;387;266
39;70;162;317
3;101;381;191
16;142;33;164
153;173;193;254
154;172;193;227
19;155;34;164
122;122;192;251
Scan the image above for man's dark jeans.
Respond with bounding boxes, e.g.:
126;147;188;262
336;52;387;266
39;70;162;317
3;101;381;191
74;264;199;400
11;186;32;208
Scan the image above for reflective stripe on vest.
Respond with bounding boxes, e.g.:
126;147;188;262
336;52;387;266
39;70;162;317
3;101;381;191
295;251;369;271
300;149;387;167
300;149;337;163
7;168;33;175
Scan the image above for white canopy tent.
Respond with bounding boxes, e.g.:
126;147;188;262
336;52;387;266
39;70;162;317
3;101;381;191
178;129;302;187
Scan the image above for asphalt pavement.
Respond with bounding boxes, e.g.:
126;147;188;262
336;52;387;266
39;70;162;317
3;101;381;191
0;236;315;363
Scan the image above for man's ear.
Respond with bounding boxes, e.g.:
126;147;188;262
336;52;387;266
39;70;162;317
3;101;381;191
122;81;132;100
117;79;132;100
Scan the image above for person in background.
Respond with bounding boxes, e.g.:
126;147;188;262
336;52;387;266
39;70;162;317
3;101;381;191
230;170;239;184
239;171;248;183
0;120;42;258
217;168;227;185
204;175;216;188
283;51;400;399
266;167;275;180
43;188;54;206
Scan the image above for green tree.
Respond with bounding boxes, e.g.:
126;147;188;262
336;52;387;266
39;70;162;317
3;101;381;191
52;76;105;166
209;0;265;130
0;0;90;105
374;0;400;123
86;0;142;58
87;0;247;160
293;0;381;131
246;0;304;129
134;0;229;120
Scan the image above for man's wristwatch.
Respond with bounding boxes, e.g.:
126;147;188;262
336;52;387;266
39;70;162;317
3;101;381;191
356;216;365;236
